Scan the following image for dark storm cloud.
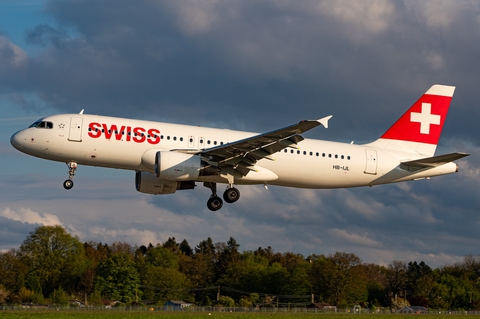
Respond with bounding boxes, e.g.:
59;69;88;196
0;0;477;141
0;216;35;246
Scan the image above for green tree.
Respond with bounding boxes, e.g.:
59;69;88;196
95;253;141;304
217;295;235;307
215;237;240;281
141;265;191;304
219;251;290;299
139;244;190;303
163;237;180;253
179;239;193;256
191;237;217;302
0;249;28;293
362;263;389;307
312;252;365;306
79;241;110;296
88;290;103;306
145;246;178;269
385;260;407;307
0;285;9;304
17;225;87;295
50;287;69;306
407;261;432;298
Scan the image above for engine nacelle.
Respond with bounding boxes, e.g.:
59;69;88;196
155;151;219;181
135;171;195;195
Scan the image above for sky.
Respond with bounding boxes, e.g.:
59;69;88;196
0;0;479;268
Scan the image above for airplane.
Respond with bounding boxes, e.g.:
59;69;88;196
10;84;469;211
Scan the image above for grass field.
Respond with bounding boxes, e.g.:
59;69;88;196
0;312;478;319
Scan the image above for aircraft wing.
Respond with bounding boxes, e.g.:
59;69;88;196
197;116;332;176
401;152;470;168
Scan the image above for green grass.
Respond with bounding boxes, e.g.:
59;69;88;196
0;312;479;319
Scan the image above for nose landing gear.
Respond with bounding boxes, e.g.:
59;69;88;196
63;162;77;190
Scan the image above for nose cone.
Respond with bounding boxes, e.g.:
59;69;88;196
10;130;24;151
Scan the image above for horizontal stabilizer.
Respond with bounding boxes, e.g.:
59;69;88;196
401;152;470;168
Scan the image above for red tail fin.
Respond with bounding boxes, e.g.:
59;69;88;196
380;84;455;145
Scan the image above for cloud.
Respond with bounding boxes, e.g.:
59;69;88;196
328;228;383;248
0;207;62;226
164;0;220;37
0;36;27;68
318;0;396;36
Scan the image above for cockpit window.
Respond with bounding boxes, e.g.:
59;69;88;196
29;120;53;129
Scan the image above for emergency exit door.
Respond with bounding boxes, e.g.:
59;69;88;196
364;149;377;175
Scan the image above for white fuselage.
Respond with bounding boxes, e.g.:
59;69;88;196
10;113;458;188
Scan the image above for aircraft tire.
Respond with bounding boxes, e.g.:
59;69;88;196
223;187;240;204
207;196;223;211
63;179;74;190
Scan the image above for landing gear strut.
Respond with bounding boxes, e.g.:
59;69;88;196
204;182;241;211
63;162;77;190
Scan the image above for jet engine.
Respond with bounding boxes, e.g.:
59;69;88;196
155;151;219;181
135;171;195;195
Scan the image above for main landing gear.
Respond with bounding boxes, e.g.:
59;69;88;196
63;162;77;190
204;182;240;211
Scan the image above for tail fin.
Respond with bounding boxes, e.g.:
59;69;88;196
368;84;455;156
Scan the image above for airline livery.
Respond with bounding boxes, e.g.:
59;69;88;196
10;85;469;211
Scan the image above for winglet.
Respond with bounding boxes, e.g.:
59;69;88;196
318;115;333;128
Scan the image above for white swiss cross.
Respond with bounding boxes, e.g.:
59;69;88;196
410;103;440;134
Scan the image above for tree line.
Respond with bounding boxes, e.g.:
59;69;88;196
0;225;479;310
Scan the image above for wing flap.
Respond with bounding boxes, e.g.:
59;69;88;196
401;152;470;168
201;115;332;166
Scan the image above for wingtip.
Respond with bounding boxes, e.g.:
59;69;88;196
318;115;333;128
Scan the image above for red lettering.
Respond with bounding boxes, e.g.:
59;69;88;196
102;124;115;139
126;126;131;142
88;122;102;138
115;126;125;140
147;128;161;144
133;127;146;143
88;122;159;144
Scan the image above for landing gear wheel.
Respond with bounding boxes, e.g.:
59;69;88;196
207;196;223;211
63;179;74;190
223;187;240;204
